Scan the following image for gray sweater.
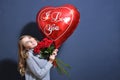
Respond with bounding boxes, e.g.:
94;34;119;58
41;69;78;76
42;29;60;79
25;49;53;80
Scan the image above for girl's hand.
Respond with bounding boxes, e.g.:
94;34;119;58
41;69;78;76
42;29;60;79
49;49;58;63
49;55;56;63
52;49;58;56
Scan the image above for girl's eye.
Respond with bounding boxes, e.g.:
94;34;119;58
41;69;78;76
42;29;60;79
29;41;32;43
26;41;32;45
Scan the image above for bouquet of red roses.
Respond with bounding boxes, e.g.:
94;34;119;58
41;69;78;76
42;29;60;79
34;38;54;60
33;38;70;75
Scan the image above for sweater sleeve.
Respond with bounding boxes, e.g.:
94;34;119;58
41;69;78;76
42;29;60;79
26;55;53;79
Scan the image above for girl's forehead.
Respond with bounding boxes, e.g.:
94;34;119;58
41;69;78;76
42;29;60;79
21;36;30;43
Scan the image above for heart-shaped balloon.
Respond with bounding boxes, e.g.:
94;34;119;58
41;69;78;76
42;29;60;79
36;4;80;48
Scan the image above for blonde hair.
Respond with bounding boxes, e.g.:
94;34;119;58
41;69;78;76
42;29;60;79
18;35;32;76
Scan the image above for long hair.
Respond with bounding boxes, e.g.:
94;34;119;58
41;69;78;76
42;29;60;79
18;35;32;76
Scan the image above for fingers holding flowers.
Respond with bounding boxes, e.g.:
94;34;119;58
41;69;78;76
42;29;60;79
49;49;58;63
52;49;58;56
49;54;56;63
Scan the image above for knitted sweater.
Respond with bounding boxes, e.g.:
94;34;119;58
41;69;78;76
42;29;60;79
25;49;53;80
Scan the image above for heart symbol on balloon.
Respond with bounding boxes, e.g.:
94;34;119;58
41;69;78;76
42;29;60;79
36;4;80;48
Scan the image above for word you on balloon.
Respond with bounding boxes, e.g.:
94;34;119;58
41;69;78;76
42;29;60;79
44;24;59;35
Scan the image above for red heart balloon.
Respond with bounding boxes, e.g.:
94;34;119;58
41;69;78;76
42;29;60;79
36;4;80;48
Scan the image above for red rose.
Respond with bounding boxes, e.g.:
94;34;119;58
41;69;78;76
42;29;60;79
33;46;41;54
33;42;42;54
33;38;53;54
44;40;53;48
40;41;46;49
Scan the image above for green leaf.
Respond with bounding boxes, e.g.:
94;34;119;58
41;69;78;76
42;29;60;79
56;58;71;69
56;61;69;76
44;51;49;54
55;58;70;76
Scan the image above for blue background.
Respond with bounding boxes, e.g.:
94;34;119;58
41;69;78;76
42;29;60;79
0;0;120;80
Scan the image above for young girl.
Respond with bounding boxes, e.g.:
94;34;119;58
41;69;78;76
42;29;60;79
18;35;58;80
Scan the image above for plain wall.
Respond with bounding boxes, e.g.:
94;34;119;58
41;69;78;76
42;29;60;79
0;0;120;80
